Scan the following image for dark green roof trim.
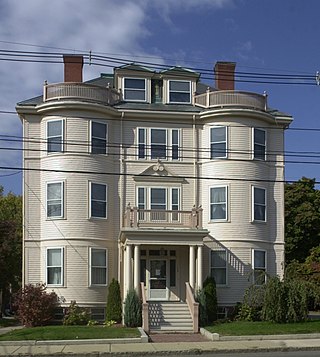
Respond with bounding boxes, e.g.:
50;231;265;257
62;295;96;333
114;102;201;112
115;63;155;73
161;66;200;78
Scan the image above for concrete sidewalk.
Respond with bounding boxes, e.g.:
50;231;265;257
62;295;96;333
1;328;320;356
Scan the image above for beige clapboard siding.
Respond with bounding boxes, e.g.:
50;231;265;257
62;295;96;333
39;241;116;305
24;245;41;284
24;116;41;159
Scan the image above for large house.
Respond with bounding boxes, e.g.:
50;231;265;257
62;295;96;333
16;55;293;332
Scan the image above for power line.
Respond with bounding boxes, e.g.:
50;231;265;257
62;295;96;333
0;165;318;184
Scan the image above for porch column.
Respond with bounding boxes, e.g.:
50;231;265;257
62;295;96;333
125;244;132;297
134;245;140;292
197;245;203;289
189;245;196;289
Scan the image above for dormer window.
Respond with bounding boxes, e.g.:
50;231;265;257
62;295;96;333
124;78;146;101
168;80;191;103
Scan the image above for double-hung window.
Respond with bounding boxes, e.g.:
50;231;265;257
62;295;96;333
210;186;228;221
47;182;64;218
46;248;63;285
151;129;167;159
47;120;63;153
137;187;180;222
253;249;266;285
210;250;227;285
124;78;146;101
210;126;227;159
168;80;191;103
137;128;180;160
90;248;107;285
253;187;266;222
253;128;266;160
90;182;107;218
91;121;107;154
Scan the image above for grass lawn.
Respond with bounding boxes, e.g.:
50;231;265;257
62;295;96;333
0;325;140;341
205;319;320;336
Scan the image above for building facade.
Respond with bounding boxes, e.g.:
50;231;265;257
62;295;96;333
16;55;292;323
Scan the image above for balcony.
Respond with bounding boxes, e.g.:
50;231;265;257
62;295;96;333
123;204;203;229
194;90;267;111
43;82;121;105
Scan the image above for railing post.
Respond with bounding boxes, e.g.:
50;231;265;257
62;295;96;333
132;206;138;228
191;206;197;228
263;91;268;111
206;87;210;107
124;204;132;227
43;81;48;102
197;206;203;229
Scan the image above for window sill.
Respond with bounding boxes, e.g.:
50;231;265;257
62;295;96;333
88;217;108;221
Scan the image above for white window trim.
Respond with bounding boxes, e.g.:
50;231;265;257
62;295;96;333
123;77;147;102
46;247;64;287
46;181;64;219
89;182;108;219
210;249;228;287
209;185;228;222
252;186;267;222
252;249;267;285
167;80;191;104
89;247;108;286
137;128;181;161
210;126;228;159
252;127;266;161
90;121;108;155
46;119;64;154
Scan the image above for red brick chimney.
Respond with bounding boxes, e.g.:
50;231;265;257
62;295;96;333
63;55;83;82
214;61;236;90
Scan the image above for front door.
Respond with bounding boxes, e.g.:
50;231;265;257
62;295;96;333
149;259;168;300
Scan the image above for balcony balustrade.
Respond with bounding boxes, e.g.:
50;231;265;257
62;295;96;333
194;89;267;111
43;82;121;105
123;204;203;229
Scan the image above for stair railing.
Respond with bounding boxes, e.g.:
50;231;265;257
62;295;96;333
140;282;149;333
185;282;199;333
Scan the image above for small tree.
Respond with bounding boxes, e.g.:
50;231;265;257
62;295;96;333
105;279;122;323
203;276;217;323
195;288;208;326
124;289;142;327
13;283;58;327
63;301;90;325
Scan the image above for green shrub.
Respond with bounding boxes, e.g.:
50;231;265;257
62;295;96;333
237;285;265;321
195;288;208;326
124;289;142;327
63;301;90;325
285;279;308;322
105;279;122;323
203;276;217;323
13;283;58;327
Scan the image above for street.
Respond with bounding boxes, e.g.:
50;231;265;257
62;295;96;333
169;351;320;357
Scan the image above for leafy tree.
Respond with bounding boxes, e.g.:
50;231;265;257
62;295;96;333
0;186;22;315
285;177;320;263
105;278;122;322
13;283;58;327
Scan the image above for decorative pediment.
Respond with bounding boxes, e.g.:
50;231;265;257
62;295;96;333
133;161;186;183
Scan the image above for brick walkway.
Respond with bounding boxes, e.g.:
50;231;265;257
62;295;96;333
149;333;209;343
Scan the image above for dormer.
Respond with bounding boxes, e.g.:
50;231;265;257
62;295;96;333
160;67;200;105
114;64;155;103
114;64;200;105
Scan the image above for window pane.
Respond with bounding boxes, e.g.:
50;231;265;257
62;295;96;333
124;90;145;101
48;183;62;200
48;121;62;137
48;267;62;285
48;249;61;266
92;122;107;139
211;127;226;142
169;92;190;103
170;259;176;287
254;128;265;145
211;143;226;158
125;78;145;90
169;81;190;91
91;267;106;285
211;127;226;158
254;250;266;269
254;188;265;205
92;249;106;266
211;250;227;285
151;129;166;144
151;188;166;205
48;137;62;152
210;187;227;220
91;183;107;218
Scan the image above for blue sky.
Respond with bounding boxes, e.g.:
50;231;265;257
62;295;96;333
0;0;319;194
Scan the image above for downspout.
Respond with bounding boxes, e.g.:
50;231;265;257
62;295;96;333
192;114;197;206
21;115;26;287
118;111;125;283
